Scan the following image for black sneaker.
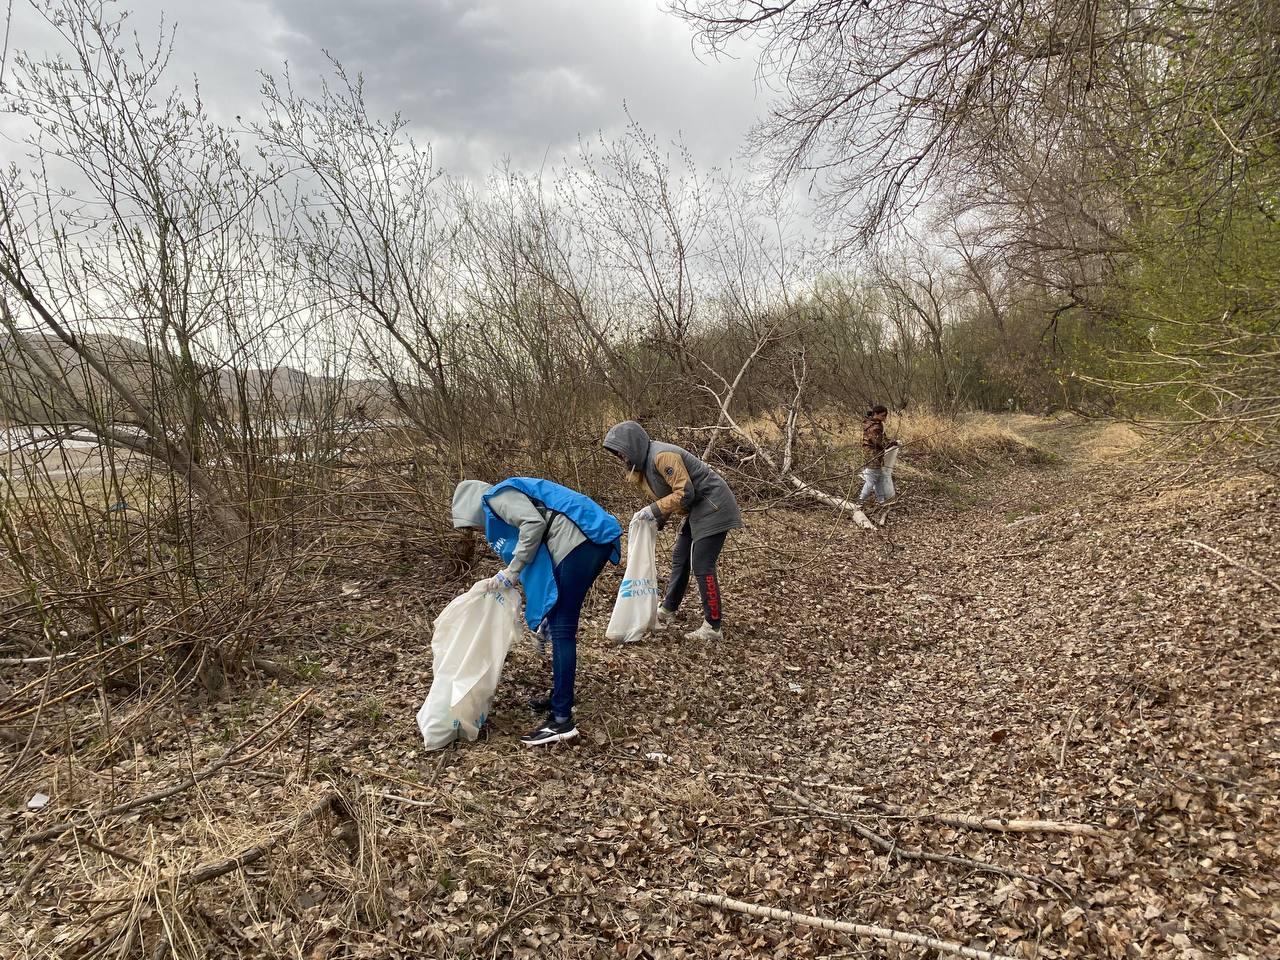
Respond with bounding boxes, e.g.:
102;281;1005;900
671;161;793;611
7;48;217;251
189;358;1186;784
521;714;578;747
527;695;552;714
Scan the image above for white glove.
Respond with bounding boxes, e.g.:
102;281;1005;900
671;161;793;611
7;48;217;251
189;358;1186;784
631;505;659;526
479;567;517;593
534;620;550;657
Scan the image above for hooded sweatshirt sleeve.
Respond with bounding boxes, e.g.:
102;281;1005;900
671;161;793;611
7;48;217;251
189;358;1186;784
485;489;547;577
650;450;693;520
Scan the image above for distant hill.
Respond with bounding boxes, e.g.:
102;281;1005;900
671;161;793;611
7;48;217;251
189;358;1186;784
0;329;397;426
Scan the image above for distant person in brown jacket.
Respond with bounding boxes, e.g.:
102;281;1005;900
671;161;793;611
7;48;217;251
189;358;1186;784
858;404;897;506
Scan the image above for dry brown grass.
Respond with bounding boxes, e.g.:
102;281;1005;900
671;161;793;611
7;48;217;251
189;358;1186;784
1072;420;1145;464
889;410;1055;470
736;407;1056;474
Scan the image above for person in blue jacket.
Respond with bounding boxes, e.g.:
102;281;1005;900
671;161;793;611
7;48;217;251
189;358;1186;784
450;478;621;747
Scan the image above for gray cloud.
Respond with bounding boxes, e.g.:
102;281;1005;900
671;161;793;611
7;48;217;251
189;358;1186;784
264;0;766;177
4;0;765;180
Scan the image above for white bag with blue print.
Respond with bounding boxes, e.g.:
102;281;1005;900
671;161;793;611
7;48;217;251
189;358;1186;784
606;514;660;644
417;582;522;750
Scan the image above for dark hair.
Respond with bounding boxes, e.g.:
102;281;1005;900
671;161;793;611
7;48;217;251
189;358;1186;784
868;404;888;416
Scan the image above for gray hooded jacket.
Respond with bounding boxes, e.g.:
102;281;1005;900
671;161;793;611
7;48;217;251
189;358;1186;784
603;421;742;541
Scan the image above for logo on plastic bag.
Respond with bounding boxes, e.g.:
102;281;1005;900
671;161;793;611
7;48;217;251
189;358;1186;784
619;577;659;599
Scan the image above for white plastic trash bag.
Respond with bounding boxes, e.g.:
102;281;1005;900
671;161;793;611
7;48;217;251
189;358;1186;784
605;514;660;644
881;444;900;501
417;583;522;750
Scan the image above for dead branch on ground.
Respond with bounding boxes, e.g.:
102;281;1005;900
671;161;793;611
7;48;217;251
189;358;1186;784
675;891;1020;960
771;783;1070;894
1177;538;1280;593
709;771;1108;837
699;380;875;529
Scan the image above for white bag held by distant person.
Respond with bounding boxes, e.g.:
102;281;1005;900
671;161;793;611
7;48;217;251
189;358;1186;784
416;583;522;750
881;443;900;501
605;514;660;644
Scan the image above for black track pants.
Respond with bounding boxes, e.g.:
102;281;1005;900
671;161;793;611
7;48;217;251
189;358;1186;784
662;522;728;628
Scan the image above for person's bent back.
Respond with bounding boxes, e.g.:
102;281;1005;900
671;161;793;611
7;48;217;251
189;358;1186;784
451;478;621;746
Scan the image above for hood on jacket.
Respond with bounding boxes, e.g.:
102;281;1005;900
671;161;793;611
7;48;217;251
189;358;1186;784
451;480;493;529
603;420;651;470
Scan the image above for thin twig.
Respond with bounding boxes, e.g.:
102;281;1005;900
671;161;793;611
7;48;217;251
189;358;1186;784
710;771;1108;837
1177;539;1280;593
482;894;560;953
8;849;54;906
1059;706;1083;769
773;783;1069;894
68;830;145;867
0;653;82;666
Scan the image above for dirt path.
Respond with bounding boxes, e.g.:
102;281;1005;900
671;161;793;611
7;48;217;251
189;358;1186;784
4;419;1277;959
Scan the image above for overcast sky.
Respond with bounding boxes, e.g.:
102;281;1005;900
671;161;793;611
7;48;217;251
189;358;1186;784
3;0;767;181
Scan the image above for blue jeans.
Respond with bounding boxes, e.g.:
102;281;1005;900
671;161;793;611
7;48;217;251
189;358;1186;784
859;468;889;504
545;540;613;720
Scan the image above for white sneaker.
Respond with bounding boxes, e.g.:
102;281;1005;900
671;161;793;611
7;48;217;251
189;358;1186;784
684;620;723;642
655;607;678;630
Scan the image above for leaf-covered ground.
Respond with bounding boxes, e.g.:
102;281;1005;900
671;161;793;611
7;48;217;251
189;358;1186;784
3;418;1278;959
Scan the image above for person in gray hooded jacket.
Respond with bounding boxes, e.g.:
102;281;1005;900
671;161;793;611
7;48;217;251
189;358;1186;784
603;421;742;640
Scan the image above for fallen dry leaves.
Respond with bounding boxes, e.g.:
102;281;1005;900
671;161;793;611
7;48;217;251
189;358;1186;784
2;419;1277;959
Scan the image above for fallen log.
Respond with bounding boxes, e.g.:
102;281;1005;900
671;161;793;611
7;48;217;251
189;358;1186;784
676;891;1020;960
699;386;875;529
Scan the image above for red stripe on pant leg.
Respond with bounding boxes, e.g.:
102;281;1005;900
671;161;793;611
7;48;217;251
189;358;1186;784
704;575;720;621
